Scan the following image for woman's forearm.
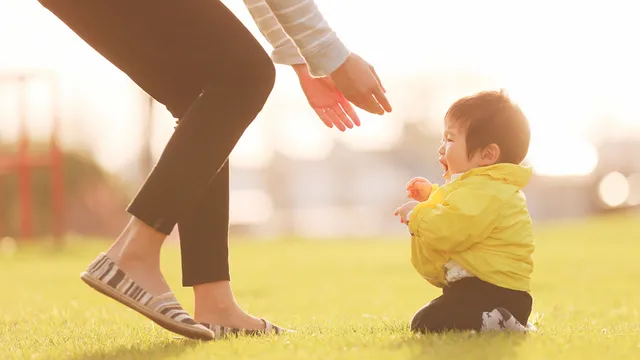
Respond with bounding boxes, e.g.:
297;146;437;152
244;0;350;77
243;0;305;66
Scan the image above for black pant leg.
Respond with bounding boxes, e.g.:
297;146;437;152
410;290;486;333
38;0;276;235
410;278;534;333
177;161;231;286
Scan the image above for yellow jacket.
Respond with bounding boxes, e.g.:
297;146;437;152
408;163;535;292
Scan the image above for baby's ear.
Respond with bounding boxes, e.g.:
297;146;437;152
482;144;501;164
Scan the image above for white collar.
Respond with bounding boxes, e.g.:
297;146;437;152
448;173;463;182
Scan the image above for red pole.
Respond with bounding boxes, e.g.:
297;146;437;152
50;76;64;245
18;75;32;240
0;175;3;236
51;141;64;245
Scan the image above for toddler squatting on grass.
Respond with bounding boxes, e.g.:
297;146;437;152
394;89;536;334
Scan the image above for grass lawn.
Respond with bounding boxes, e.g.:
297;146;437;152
1;214;640;359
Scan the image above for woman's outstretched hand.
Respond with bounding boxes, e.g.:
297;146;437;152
329;53;392;116
294;63;361;131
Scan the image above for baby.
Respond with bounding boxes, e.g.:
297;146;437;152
394;89;535;333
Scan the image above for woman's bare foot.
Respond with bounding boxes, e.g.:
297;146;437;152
193;281;265;330
81;217;214;341
104;217;172;296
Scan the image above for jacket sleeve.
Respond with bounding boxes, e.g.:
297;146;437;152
410;237;448;288
243;0;306;65
426;183;439;198
408;187;500;254
260;0;350;76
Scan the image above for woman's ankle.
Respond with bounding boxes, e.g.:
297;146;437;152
193;302;265;330
106;217;166;262
193;281;237;310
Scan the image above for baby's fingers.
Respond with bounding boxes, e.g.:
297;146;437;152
406;177;428;189
414;182;431;191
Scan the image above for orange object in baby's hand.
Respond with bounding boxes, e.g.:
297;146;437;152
406;177;433;202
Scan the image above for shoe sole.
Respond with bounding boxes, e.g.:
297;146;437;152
80;272;214;341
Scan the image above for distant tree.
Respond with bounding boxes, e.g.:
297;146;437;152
0;143;129;239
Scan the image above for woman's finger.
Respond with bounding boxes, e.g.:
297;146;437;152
369;65;386;93
372;85;392;113
338;96;361;127
313;108;334;129
357;94;385;115
324;108;347;131
333;105;355;129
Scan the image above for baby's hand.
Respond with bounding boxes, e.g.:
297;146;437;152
406;177;433;202
394;201;419;224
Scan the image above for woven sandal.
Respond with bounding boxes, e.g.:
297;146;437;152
80;253;214;341
200;319;291;340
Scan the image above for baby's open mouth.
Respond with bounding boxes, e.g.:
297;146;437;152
439;158;449;178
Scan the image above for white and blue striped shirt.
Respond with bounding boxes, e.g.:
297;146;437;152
243;0;350;77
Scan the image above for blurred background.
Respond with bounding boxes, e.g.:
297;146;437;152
1;0;639;244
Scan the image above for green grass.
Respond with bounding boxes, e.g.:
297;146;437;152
2;214;640;359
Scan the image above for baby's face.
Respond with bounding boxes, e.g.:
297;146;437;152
438;119;484;181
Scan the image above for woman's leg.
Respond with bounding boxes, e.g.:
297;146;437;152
176;160;264;329
178;161;231;287
38;0;275;317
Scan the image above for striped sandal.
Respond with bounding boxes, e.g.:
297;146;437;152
200;319;290;340
80;253;214;341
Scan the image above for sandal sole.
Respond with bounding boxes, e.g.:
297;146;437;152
80;272;214;341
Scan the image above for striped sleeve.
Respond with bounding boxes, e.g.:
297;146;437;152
243;0;350;77
243;0;305;66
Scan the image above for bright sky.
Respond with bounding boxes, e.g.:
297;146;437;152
0;0;639;177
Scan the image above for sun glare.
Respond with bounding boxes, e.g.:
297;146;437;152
2;0;639;178
527;135;599;177
336;110;403;152
272;114;334;161
230;118;274;169
598;172;630;208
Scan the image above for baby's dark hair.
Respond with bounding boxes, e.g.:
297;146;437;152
445;89;530;164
